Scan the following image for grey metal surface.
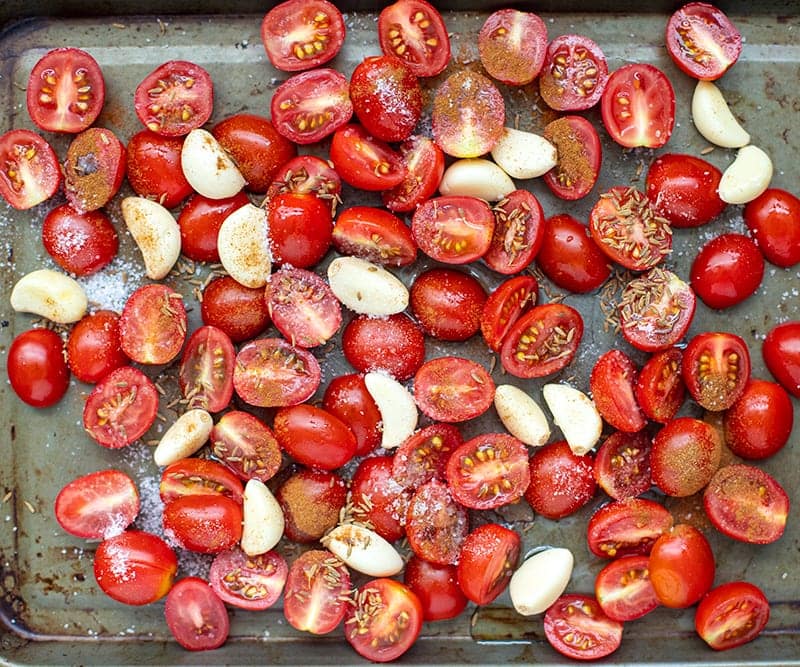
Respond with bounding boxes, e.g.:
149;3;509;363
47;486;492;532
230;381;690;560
0;4;798;665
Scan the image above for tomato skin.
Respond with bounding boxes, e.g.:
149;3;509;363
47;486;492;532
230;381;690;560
382;135;445;213
209;548;288;611
595;555;659;622
414;356;495;423
392;423;462;490
66;310;128;384
177;192;250;264
7;328;70;408
42;204;118;276
543;116;602;201
695;581;770;651
690;233;764;309
283;549;351;634
404;557;467;622
410;269;487;341
162;495;244;554
544;594;623;661
406;478;469;565
125;130;192;208
159;458;244;505
210;410;282;484
351;456;410;543
484;189;546;274
593;431;653;501
590;350;646;433
266;191;333;268
587;497;674;559
537;215;609;294
651;417;722;497
456;523;520;605
322;374;382;457
329;124;406;191
378;0;450;77
276;468;347;543
743;188;800;267
648;524;715;609
178;325;235;413
164;577;229;651
478;9;548;86
525;441;596;519
200;275;271;343
412;195;495;264
480;274;538;352
683;331;751;412
63;127;126;214
273;404;357;471
332;206;417;267
0;129;62;210
724;379;793;459
94;530;177;605
342;313;425;382
763;321;800;397
635;347;685;424
539;34;608;112
119;284;187;366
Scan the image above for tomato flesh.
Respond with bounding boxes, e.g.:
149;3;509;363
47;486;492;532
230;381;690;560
164;577;229;651
0;129;62;210
544;594;623;661
695;581;770;651
378;0;450;77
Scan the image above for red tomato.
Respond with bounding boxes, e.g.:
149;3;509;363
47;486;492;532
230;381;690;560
83;366;159;449
200;275;271;343
344;578;422;662
651;417;722;497
601;64;675;148
410;269;487;341
270;68;353;144
350;55;422;142
378;0;450;77
392;423;462;491
703;464;789;544
265;267;341;348
404;556;467;622
119;284;187;365
54;469;139;540
456;523;520;605
66;310;128;384
273;404;357;471
432;70;505;158
537;215;610;294
695;581;770;651
595;555;659;622
283;550;351;633
539;34;609;111
178;325;235;412
382;135;445;212
276;468;347;543
645;153;725;228
134;60;213;136
743;188;800;267
125;130;192;208
94;530;177;605
233;338;321;407
593;431;653;501
665;2;742;80
485;189;545;274
350;456;410;542
26;47;105;133
412;195;495;264
690;233;765;309
405;479;469;565
682;331;751;411
266;191;333;267
590;350;647;433
525;441;595;519
763;320;800;397
162;494;243;554
478;9;547;85
0;129;61;210
342;313;425;381
7;328;69;408
543;116;603;201
63;127;125;213
634;347;685;423
648;524;715;608
329;124;406;191
260;0;345;72
332;206;417;267
42;205;118;276
322;374;382;457
210;410;282;483
164;577;229;651
724;379;793;459
177;192;250;263
618;268;696;353
543;594;623;661
480;274;538;352
159;458;244;505
446;433;530;510
587;497;674;559
267;154;341;201
590;186;672;271
209;548;288;611
413;356;495;423
500;303;583;378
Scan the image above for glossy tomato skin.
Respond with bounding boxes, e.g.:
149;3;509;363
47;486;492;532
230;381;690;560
544;594;623;661
649;524;715;609
266;192;333;267
695;581;770;651
322;374;382;456
651;417;722;497
7;328;70;408
724;379;793;459
485;189;546;274
635;347;685;423
743;188;800;267
682;331;751;411
163;495;243;554
538;34;608;111
178;325;235;413
587;497;674;559
94;530;177;605
382;135;445;212
283;549;351;634
159;457;244;505
273;404;357;471
63;128;126;213
543;116;602;201
350;456;410;542
456;523;520;605
178;192;250;263
125;130;192;208
164;577;229;651
412;195;495;264
200;275;270;343
378;0;450;77
42;205;118;276
410;269;487;341
690;233;764;309
342;313;425;381
590;350;646;433
406;478;469;565
0;129;62;210
276;468;347;543
67;311;127;385
414;356;495;423
329;124;406;191
593;431;653;501
480;274;538;352
525;441;595;519
536;215;609;293
478;9;547;86
209;548;288;611
119;283;187;365
595;554;659;622
404;556;467;622
332;206;417;267
763;321;800;396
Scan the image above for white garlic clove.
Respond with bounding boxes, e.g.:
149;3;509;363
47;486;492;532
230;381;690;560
10;269;88;324
327;256;409;316
491;127;558;179
718;145;773;205
691;80;750;149
240;478;284;556
494;384;551;448
153;409;214;467
217;203;272;288
121;196;181;280
364;371;418;449
321;523;403;577
509;547;574;616
181;128;246;199
438;158;516;201
542;384;602;455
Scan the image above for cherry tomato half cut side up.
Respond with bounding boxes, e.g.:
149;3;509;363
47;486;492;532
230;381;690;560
587;497;674;559
595;554;660;622
695;581;770;651
682;331;751;412
164;577;230;651
332;206;417;267
392;422;462;490
0;129;62;210
456;523;520;605
590;349;647;433
593;431;653;501
378;0;451;77
635;347;686;423
412;195;495;264
329;124;406;191
119;283;187;366
7;328;70;408
478;9;548;86
650;416;722;497
543;115;602;201
210;410;282;483
413;356;495;423
480;274;538;352
484;189;546;274
283;549;351;633
544;594;623;661
63;127;126;214
538;34;609;112
209;548;288;612
178;325;235;413
276;469;347;543
406;478;469;565
382;135;445;212
159;457;244;505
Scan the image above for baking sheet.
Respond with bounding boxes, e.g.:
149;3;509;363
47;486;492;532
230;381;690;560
0;4;799;665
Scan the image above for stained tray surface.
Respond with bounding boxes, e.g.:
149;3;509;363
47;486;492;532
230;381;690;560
0;6;799;666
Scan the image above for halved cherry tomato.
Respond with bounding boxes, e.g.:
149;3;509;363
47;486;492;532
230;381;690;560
539;34;609;111
485;190;545;274
333;206;417;267
724;379;793;460
210;410;282;483
392;423;462;491
66;310;128;384
593;431;653;501
350;456;410;543
763;320;800;397
134;60;213;136
537;215;610;293
590;349;646;433
690;233;764;310
478;9;547;86
635;347;685;423
322;374;382;457
404;556;467;622
7;328;70;408
209;548;288;611
480;274;538;352
178;325;235;412
54;469;139;540
405;479;469;565
413;356;495;423
587;497;674;559
159;458;244;505
125;130;192;208
543;116;602;201
342;313;425;381
276;468;347;543
412;195;495;264
649;524;715;608
446;433;530;510
270;68;353;144
382;135;445;212
544;594;623;661
595;555;659;622
273;404;357;471
200;275;271;343
266;191;333;267
119;284;187;365
329;124;406;191
601;64;675;148
266;154;341;202
162;494;243;554
378;0;450;77
682;331;751;411
63;127;126;214
177;192;250;263
651;417;722;497
525;440;595;519
283;550;351;633
743;188;800;267
26;47;105;133
695;581;770;651
0;129;61;210
665;2;742;81
500;303;583;378
164;577;229;651
410;269;487;341
456;523;520;605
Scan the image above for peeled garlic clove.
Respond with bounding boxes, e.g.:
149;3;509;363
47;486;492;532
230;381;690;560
509;547;574;616
692;80;750;148
364;371;418;449
121;196;181;280
542;384;602;455
438;158;516;201
10;269;87;324
153;409;214;467
491;127;558;179
494;384;550;448
181;128;246;199
241;479;284;556
718;145;773;205
217;203;272;288
327;256;408;316
322;523;403;577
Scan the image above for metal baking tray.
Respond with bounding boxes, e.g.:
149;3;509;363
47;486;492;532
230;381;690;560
1;2;798;664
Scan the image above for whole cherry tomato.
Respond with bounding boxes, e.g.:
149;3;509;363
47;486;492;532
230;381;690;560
7;328;69;408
